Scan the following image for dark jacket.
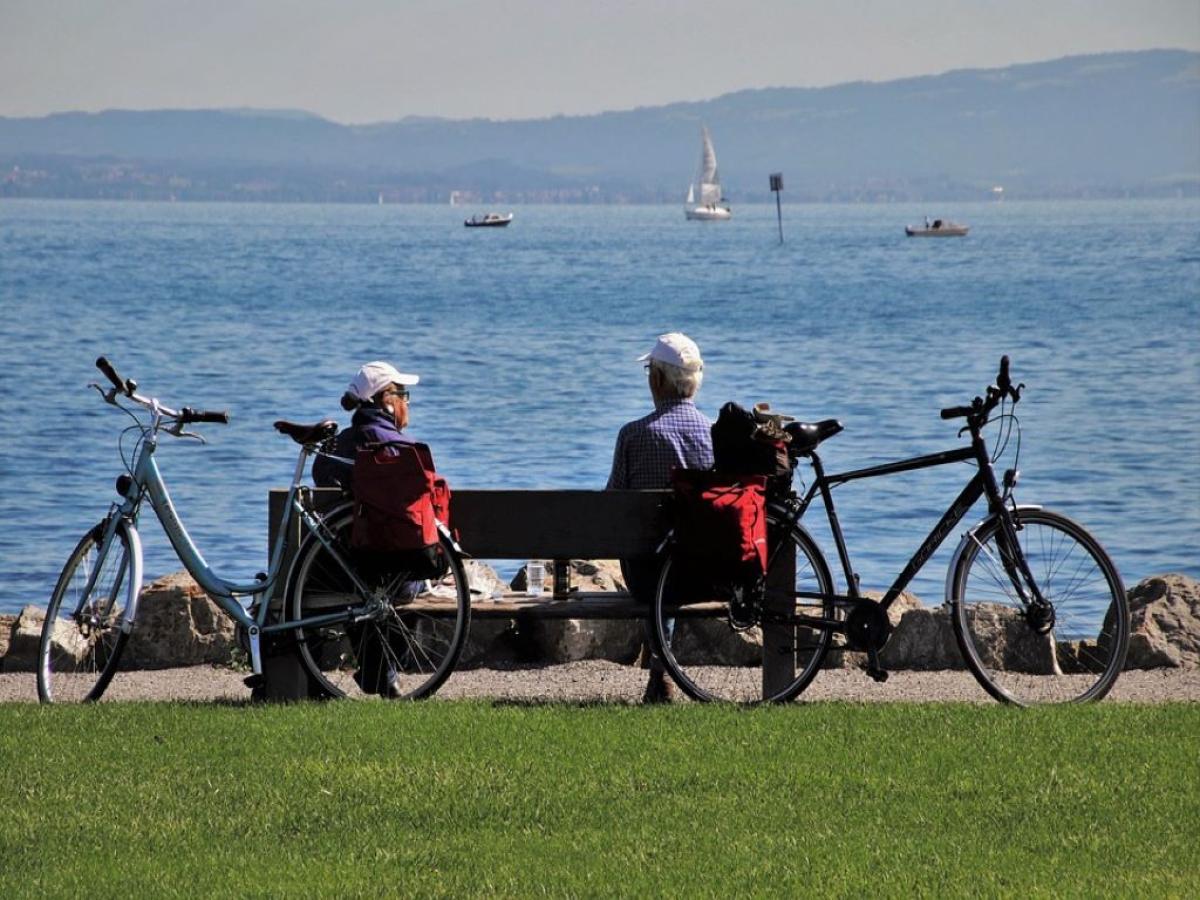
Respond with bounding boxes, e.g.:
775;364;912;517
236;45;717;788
312;407;416;491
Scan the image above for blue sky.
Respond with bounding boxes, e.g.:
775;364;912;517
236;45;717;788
2;0;1197;122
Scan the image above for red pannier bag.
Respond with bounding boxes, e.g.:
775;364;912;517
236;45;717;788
350;441;451;579
670;469;768;582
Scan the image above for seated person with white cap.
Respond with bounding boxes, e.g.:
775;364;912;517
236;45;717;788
607;332;714;702
313;360;422;698
313;360;420;491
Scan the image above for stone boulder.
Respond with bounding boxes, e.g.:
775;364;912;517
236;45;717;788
511;560;641;664
1122;574;1200;669
666;619;763;667
0;613;16;669
953;602;1057;674
123;571;238;669
881;598;967;671
4;605;51;671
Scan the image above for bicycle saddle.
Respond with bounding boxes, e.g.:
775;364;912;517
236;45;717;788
784;419;844;455
273;419;338;445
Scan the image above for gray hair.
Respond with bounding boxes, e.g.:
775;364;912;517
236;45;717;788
651;359;703;399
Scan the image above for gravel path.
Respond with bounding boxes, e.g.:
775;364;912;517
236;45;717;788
2;663;1198;704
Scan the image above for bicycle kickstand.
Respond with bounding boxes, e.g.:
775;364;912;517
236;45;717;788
865;646;889;683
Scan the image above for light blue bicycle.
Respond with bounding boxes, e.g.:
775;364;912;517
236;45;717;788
37;358;472;703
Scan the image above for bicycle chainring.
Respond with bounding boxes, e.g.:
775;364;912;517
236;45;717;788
845;600;893;652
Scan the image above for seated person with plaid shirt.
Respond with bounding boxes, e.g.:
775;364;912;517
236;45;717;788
607;332;713;702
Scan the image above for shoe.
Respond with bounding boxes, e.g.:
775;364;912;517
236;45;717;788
642;669;676;704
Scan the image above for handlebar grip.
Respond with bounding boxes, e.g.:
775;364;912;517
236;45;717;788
96;357;129;394
998;355;1011;391
940;406;972;420
180;407;230;425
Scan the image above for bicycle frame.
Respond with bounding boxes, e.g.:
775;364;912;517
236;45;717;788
774;417;1043;624
103;414;374;675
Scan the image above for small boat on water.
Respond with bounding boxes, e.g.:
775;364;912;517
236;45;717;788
464;213;513;228
906;218;969;237
684;126;731;221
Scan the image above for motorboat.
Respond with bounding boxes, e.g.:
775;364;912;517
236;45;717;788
464;213;513;228
906;218;969;237
684;126;731;221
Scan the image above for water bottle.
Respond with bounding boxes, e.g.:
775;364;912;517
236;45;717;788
525;561;545;598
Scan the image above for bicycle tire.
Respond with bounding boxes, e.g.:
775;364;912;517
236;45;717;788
286;507;471;700
950;507;1129;705
652;510;837;703
38;524;134;703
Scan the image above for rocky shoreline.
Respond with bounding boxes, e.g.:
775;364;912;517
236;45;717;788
2;567;1197;704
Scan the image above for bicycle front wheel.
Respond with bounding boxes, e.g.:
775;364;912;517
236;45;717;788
287;508;471;700
951;507;1129;705
652;513;836;703
38;524;134;703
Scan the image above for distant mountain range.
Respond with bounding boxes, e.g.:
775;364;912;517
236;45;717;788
2;49;1197;203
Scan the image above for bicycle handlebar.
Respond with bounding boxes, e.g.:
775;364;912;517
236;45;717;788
939;355;1024;423
180;407;230;425
94;357;229;427
96;356;133;396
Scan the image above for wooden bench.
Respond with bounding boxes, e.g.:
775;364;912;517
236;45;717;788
268;487;671;612
264;486;797;698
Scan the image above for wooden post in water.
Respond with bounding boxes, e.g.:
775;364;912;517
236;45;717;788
769;173;784;244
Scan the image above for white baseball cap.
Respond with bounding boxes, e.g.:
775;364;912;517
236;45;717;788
348;361;419;402
638;332;703;372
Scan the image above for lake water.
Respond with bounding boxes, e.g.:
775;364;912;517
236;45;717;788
0;198;1197;615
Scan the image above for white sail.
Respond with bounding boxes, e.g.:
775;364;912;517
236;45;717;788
684;125;731;220
696;126;722;205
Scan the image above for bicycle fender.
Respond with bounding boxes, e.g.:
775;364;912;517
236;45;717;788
943;504;1042;608
437;521;465;555
120;519;145;633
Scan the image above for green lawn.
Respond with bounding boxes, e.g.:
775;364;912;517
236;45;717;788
1;702;1196;897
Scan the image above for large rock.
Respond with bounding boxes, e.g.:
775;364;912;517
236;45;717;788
511;560;640;664
666;619;763;666
881;602;967;671
1122;574;1200;669
953;603;1058;674
123;571;238;669
0;614;16;668
5;605;49;671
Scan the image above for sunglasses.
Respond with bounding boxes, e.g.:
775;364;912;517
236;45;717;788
382;386;410;401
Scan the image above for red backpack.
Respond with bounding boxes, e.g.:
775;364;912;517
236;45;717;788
670;469;768;579
350;441;451;578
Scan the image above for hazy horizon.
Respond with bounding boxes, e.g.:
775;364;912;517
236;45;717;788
2;0;1198;123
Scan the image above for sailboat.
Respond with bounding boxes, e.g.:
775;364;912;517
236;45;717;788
684;126;732;221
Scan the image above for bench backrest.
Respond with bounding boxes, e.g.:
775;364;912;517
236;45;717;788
268;488;671;587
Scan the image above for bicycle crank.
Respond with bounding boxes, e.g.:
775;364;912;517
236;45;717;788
845;600;893;683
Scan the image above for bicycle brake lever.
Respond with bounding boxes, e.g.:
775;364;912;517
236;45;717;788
167;424;207;443
90;382;123;406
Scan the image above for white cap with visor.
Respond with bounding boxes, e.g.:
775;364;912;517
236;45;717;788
348;361;419;402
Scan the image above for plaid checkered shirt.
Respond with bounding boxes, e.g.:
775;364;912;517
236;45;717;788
606;399;714;490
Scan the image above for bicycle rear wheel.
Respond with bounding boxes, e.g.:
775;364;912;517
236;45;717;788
287;508;471;700
38;524;134;703
951;507;1129;705
652;512;836;703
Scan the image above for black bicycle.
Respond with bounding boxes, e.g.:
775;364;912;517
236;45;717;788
651;357;1130;705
